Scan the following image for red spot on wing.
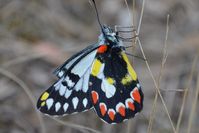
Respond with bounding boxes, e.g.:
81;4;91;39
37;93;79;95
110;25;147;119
108;110;115;121
91;91;99;105
128;101;135;111
100;103;107;116
131;87;141;104
97;45;107;53
118;106;126;117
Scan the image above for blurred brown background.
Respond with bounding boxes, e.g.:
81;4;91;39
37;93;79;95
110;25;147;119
0;0;199;133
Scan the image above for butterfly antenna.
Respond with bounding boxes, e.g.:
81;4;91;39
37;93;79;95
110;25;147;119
90;0;105;35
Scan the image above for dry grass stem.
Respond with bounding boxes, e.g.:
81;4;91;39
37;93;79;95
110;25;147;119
147;14;170;133
126;0;147;131
176;55;198;133
147;93;158;133
187;72;199;133
160;88;186;92
137;37;176;132
137;0;146;34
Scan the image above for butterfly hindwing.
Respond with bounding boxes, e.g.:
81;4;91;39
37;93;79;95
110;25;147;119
89;47;143;124
37;48;98;115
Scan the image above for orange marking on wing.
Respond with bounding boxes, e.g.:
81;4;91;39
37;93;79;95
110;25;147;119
128;102;135;111
91;91;99;105
97;45;107;53
118;106;126;117
108;111;115;121
132;87;141;104
100;104;107;116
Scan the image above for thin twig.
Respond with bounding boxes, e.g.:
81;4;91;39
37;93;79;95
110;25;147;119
176;55;198;133
160;88;186;92
187;72;199;133
0;68;46;133
147;93;158;133
137;38;176;133
147;14;170;133
137;0;146;35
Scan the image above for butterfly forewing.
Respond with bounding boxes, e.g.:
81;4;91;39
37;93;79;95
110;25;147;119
54;43;99;78
37;48;98;115
89;47;143;124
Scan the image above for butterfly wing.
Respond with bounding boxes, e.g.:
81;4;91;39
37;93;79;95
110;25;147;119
37;45;98;115
54;43;99;78
89;48;143;124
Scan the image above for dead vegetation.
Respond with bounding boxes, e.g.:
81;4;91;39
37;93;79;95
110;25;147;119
0;0;199;133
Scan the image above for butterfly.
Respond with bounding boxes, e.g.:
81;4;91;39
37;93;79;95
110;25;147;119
37;0;143;124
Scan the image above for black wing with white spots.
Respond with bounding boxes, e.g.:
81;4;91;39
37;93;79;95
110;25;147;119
89;47;144;124
37;68;92;115
37;45;98;115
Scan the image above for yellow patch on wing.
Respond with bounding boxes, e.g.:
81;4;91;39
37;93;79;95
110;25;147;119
41;101;46;106
107;77;115;84
91;59;102;76
121;52;137;80
121;74;132;85
40;92;49;101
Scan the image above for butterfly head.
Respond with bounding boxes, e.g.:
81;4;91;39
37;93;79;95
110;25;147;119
99;25;122;47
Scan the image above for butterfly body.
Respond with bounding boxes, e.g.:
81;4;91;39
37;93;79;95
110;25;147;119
37;25;143;124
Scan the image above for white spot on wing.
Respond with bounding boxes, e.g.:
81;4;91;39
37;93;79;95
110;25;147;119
58;71;64;77
46;98;54;110
125;98;134;108
65;76;75;88
130;87;138;100
72;97;79;109
59;85;66;96
74;78;83;92
101;79;116;98
64;89;72;99
108;109;116;114
116;102;125;112
82;98;88;107
63;103;69;112
99;103;107;111
55;102;61;112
